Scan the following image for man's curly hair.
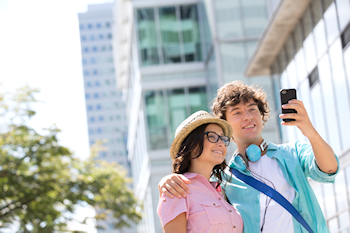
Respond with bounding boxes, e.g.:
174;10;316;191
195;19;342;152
211;81;270;124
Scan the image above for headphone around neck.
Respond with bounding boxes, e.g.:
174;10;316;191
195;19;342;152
232;140;268;171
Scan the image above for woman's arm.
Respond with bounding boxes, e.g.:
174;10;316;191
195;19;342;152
163;212;187;233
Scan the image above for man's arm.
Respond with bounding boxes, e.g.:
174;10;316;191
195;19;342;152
280;99;338;174
163;212;187;233
158;174;191;198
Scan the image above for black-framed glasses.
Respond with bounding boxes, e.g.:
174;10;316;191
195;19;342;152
204;132;230;147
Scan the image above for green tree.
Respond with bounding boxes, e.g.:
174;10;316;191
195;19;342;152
0;86;142;232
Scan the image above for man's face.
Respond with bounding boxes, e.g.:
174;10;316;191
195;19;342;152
225;99;263;146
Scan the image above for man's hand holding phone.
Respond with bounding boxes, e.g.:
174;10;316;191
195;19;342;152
279;99;317;139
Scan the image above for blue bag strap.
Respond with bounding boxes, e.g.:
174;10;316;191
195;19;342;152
230;167;314;233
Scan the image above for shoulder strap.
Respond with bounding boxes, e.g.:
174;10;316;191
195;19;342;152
230;167;314;233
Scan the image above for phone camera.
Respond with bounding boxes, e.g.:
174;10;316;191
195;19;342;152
282;90;287;94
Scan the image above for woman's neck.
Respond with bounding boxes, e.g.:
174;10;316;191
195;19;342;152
188;163;213;181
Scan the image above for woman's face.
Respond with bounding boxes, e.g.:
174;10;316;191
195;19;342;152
193;123;227;166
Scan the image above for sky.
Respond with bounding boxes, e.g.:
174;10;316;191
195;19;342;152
0;0;113;231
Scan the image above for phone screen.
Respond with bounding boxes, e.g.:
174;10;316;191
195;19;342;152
280;89;297;122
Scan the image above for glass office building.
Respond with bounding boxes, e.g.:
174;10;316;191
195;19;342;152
114;0;281;232
245;0;350;232
78;4;133;232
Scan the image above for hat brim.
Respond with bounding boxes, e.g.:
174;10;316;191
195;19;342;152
170;118;233;160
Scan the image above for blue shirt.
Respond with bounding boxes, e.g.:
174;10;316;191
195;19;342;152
222;141;339;233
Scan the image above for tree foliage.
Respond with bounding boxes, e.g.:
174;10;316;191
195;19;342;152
0;86;142;232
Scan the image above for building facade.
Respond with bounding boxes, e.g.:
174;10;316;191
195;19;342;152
245;0;350;232
114;0;280;232
78;3;132;232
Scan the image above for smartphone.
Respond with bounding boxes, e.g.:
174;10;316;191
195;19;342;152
280;89;297;122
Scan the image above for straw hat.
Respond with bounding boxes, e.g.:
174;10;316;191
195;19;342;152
170;110;233;160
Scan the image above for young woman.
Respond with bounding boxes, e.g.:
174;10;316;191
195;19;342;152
157;110;243;233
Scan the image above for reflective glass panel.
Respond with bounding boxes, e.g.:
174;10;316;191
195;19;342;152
220;42;247;83
303;33;317;74
159;7;181;63
241;0;267;36
318;54;341;154
180;5;202;62
335;0;350;31
145;91;168;150
286;60;298;88
137;9;160;65
189;87;207;114
313;185;326;216
310;83;327;140
167;89;187;141
334;171;349;221
344;47;350;97
346;165;350;204
215;0;243;38
322;0;334;12
329;38;350;149
299;78;314;130
328;218;339;233
323;183;336;218
295;48;307;83
324;3;339;45
313;19;328;59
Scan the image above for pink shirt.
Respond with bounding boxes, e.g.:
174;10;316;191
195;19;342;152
157;172;243;233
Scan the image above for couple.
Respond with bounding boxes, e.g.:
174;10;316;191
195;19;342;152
157;81;339;233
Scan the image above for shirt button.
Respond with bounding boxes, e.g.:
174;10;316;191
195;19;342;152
163;199;166;202
229;210;232;212
213;203;216;206
255;200;259;204
233;226;236;228
218;198;221;200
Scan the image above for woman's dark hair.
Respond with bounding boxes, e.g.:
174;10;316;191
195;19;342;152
172;123;227;186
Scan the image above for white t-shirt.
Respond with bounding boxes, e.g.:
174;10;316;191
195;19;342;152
248;154;295;233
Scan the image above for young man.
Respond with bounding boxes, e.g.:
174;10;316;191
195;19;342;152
158;81;338;233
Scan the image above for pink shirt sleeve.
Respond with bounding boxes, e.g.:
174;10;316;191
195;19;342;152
157;194;189;227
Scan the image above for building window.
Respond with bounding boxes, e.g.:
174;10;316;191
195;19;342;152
95;81;100;86
97;128;102;133
93;69;98;75
136;4;202;66
83;47;89;53
79;24;84;30
90;35;95;41
84;70;89;76
85;93;90;99
96;23;101;28
90;117;95;122
341;23;350;49
106;22;110;28
91;58;96;63
87;81;92;87
87;105;93;111
99;116;104;121
88;23;92;29
94;93;99;98
99;34;104;39
93;46;98;52
81;35;87;41
96;104;101;110
308;66;319;88
107;33;112;39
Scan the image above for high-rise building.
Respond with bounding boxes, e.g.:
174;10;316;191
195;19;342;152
245;0;350;232
78;3;132;232
113;0;279;232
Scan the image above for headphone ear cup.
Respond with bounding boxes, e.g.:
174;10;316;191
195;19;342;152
246;144;261;162
233;154;248;170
